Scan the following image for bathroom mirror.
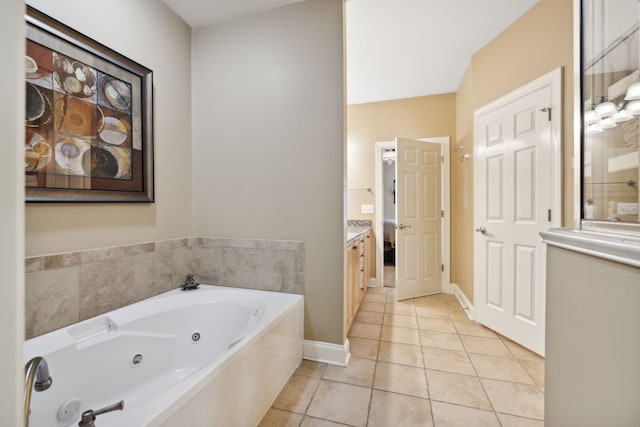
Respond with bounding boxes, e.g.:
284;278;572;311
581;0;640;229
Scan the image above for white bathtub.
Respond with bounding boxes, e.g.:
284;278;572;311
24;285;304;427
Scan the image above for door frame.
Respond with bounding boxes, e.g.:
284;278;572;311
374;137;451;293
472;68;562;352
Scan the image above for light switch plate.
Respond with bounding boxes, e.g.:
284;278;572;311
361;204;374;214
617;203;638;215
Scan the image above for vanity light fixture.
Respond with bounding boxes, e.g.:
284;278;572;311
625;99;640;115
584;109;600;124
624;81;640;100
594;101;618;118
599;117;617;129
585;122;604;134
611;109;634;122
584;85;640;134
382;150;396;165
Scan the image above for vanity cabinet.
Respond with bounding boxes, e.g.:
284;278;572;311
364;230;374;286
345;230;373;333
542;229;640;426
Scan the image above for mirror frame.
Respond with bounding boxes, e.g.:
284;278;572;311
574;0;640;236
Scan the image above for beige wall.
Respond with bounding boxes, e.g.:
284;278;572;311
347;94;456;221
24;0;192;257
453;0;573;301
0;1;25;424
452;64;474;299
191;0;345;344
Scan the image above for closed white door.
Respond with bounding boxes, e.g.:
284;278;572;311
395;137;442;301
474;71;560;356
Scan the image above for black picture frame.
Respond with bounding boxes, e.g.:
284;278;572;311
24;6;154;202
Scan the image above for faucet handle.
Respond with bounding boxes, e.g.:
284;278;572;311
180;274;199;290
78;400;124;426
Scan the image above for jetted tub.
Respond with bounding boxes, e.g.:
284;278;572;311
24;285;304;427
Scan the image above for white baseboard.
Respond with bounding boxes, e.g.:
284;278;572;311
450;283;474;320
303;339;351;367
367;277;378;288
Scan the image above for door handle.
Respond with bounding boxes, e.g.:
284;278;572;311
475;227;487;234
396;224;411;230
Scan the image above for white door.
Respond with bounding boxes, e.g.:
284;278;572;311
395;137;442;301
474;70;561;356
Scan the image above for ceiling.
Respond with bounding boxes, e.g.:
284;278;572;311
161;0;306;28
162;0;539;105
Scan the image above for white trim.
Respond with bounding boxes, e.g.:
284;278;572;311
374;137;451;294
450;283;474;321
573;0;582;228
303;339;351;367
571;1;640;236
1;3;25;425
541;228;640;268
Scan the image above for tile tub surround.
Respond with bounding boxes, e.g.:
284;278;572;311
25;237;304;338
192;237;304;294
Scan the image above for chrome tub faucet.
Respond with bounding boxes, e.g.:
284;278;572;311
24;356;52;427
180;273;199;291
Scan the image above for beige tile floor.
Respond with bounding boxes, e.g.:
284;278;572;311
259;288;544;427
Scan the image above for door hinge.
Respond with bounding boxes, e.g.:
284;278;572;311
547;209;552;222
540;107;552;121
441;264;444;272
441;210;444;218
441;155;444;164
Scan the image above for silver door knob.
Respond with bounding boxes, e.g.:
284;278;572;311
475;227;487;234
396;224;411;230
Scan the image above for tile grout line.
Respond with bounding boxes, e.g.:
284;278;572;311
301;369;324;421
416;300;436;427
454;304;503;425
270;291;544;427
365;290;387;427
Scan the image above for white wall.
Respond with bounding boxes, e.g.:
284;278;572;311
24;0;192;257
191;0;345;344
0;1;24;424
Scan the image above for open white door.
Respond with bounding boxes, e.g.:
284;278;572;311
474;69;561;356
395;137;442;301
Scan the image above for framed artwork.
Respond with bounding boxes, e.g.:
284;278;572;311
24;6;154;202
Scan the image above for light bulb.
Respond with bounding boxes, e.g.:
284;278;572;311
624;82;640;100
595;101;617;119
599;117;617;129
626;99;640;115
584;109;600;124
611;109;633;123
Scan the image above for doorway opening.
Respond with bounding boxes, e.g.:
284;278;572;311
382;148;396;287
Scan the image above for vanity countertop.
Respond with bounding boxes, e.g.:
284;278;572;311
540;228;640;268
347;227;371;243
